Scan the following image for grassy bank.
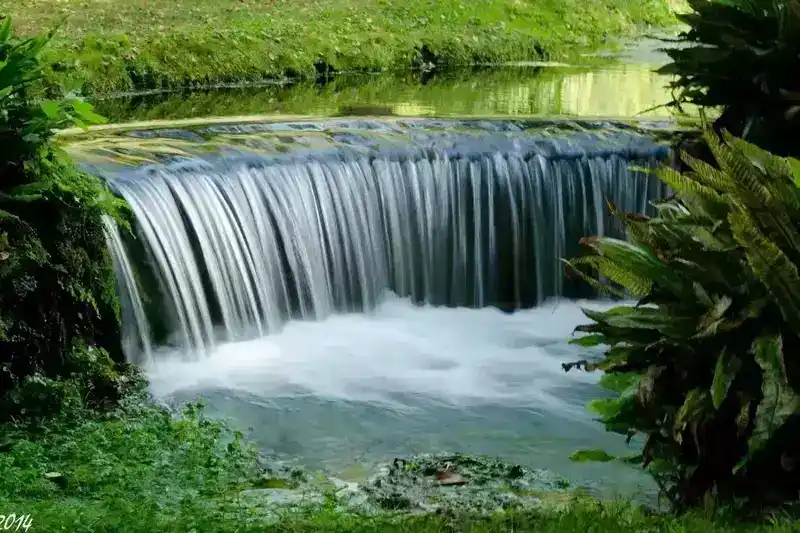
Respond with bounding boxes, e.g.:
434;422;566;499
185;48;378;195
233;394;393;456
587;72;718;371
1;0;673;97
0;379;797;533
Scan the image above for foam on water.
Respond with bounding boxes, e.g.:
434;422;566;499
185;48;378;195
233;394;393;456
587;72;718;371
103;125;668;364
145;294;652;496
147;294;608;414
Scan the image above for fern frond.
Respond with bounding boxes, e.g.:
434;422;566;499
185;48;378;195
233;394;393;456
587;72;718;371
724;132;794;185
729;210;800;329
560;258;626;298
583;237;685;295
625;220;657;248
653;165;727;205
596;257;653;296
705;129;772;207
681;151;737;194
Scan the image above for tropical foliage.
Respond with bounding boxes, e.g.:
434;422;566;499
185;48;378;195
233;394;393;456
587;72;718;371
564;128;800;508
659;0;800;155
0;17;126;420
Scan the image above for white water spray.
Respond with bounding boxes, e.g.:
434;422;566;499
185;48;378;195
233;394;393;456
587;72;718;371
102;127;667;364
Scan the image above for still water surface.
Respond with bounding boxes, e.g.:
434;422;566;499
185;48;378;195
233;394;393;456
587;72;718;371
92;62;690;124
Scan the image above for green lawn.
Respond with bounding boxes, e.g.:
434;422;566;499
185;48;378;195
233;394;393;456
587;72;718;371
1;0;674;96
276;506;800;533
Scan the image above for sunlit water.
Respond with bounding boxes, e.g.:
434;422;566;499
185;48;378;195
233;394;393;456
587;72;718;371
92;63;687;124
148;294;654;498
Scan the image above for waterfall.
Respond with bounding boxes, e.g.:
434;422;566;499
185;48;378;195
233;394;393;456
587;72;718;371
102;127;669;364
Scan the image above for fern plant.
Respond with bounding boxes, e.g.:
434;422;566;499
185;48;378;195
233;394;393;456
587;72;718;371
564;128;800;508
659;0;800;156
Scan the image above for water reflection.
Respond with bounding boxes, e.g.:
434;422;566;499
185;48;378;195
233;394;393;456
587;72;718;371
93;64;692;123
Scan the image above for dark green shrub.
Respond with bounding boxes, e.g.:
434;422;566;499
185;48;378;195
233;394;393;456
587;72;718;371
660;0;800;156
4;345;143;422
563;129;800;509
0;17;127;420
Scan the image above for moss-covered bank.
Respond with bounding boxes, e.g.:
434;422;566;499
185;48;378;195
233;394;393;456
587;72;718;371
0;21;127;420
1;0;674;97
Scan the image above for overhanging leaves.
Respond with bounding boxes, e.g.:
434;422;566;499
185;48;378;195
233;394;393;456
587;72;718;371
564;126;800;507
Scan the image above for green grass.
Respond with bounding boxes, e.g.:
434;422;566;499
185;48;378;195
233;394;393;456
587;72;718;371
277;505;800;533
1;381;797;533
0;0;674;97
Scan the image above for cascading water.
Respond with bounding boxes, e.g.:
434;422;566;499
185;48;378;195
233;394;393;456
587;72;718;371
100;122;669;364
82;119;674;498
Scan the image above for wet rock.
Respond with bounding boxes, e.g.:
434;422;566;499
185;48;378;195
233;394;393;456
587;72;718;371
255;452;308;484
436;471;467;486
331;477;371;508
247;452;576;517
349;453;570;514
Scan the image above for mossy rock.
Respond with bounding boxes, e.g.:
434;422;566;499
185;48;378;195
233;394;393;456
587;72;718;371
350;453;574;514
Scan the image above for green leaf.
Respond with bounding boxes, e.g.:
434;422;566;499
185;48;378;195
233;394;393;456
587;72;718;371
711;350;741;409
583;237;683;293
735;398;752;436
70;99;107;125
40;100;61;119
0;16;12;43
569;449;616;463
0;208;22;223
587;397;622;419
789;158;800;188
675;388;711;436
70;115;88;131
748;334;800;457
569;334;606;347
598;372;639;394
585;305;690;337
9;181;52;197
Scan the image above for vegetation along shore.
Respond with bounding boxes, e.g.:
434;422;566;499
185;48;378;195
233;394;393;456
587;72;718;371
1;0;674;96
